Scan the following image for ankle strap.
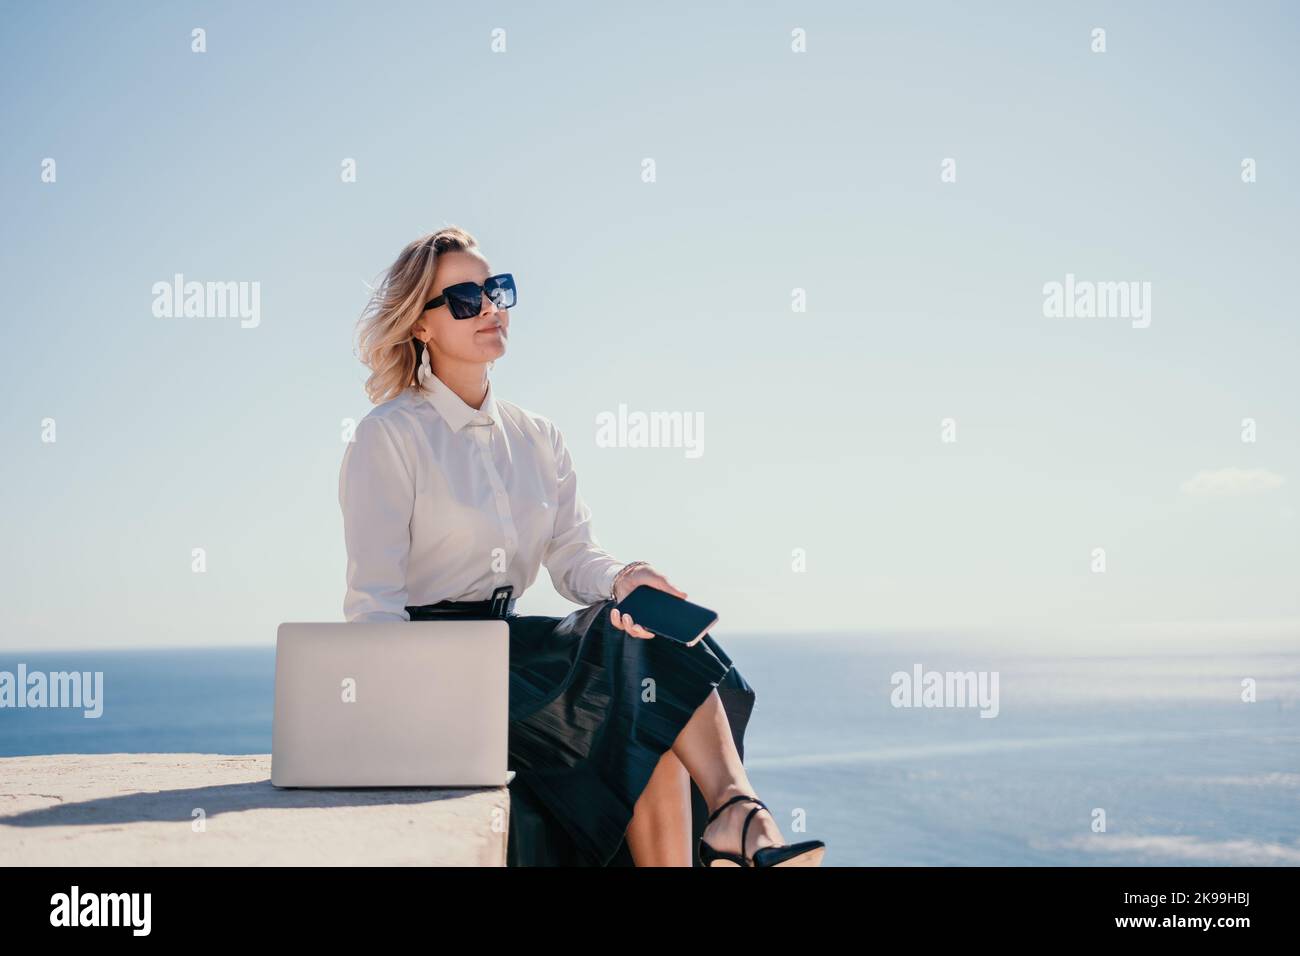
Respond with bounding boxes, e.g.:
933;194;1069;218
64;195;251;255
706;793;767;825
741;803;770;862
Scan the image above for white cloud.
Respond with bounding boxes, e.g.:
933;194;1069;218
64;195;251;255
1180;467;1284;498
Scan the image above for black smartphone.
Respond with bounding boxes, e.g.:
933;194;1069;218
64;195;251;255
613;585;718;646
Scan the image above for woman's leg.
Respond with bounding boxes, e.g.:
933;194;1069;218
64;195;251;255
624;749;693;866
669;688;784;856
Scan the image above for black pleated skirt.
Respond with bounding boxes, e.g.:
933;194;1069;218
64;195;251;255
407;597;756;866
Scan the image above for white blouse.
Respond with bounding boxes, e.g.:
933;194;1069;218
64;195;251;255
338;356;628;622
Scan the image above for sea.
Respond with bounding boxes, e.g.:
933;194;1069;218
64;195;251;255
2;634;1297;867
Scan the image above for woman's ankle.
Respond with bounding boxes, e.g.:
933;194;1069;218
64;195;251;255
702;792;782;855
705;783;753;814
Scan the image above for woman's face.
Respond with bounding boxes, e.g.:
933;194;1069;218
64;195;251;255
412;250;509;365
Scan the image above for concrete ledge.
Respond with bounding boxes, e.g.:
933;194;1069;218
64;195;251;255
0;754;509;866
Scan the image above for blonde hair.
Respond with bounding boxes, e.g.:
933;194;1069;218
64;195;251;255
354;225;481;405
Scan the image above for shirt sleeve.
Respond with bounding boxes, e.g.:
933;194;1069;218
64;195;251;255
339;415;415;622
542;420;628;605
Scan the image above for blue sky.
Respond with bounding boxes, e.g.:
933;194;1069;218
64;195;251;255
1;1;1297;650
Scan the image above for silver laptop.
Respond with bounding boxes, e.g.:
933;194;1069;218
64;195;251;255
272;621;510;788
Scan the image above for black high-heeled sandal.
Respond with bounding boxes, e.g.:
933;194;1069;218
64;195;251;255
698;794;826;867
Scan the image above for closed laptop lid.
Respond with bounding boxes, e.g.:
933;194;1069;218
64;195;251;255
271;621;509;788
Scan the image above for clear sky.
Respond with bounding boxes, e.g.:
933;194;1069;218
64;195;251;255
2;1;1296;651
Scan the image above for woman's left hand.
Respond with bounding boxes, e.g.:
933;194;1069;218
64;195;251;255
609;564;687;640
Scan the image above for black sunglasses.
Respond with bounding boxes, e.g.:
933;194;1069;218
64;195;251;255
423;273;517;320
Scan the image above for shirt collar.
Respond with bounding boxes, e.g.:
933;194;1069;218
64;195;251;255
416;349;498;433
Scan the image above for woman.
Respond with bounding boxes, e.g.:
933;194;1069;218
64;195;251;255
339;226;825;867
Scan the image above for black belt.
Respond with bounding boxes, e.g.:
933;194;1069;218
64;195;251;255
406;585;515;620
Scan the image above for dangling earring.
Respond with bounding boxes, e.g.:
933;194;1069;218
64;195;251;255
413;336;432;387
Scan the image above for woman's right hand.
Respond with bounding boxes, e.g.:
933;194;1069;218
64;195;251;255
609;563;687;640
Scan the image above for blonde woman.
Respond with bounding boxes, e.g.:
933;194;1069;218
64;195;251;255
339;226;825;867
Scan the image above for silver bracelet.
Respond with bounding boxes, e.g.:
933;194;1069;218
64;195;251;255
610;561;649;601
